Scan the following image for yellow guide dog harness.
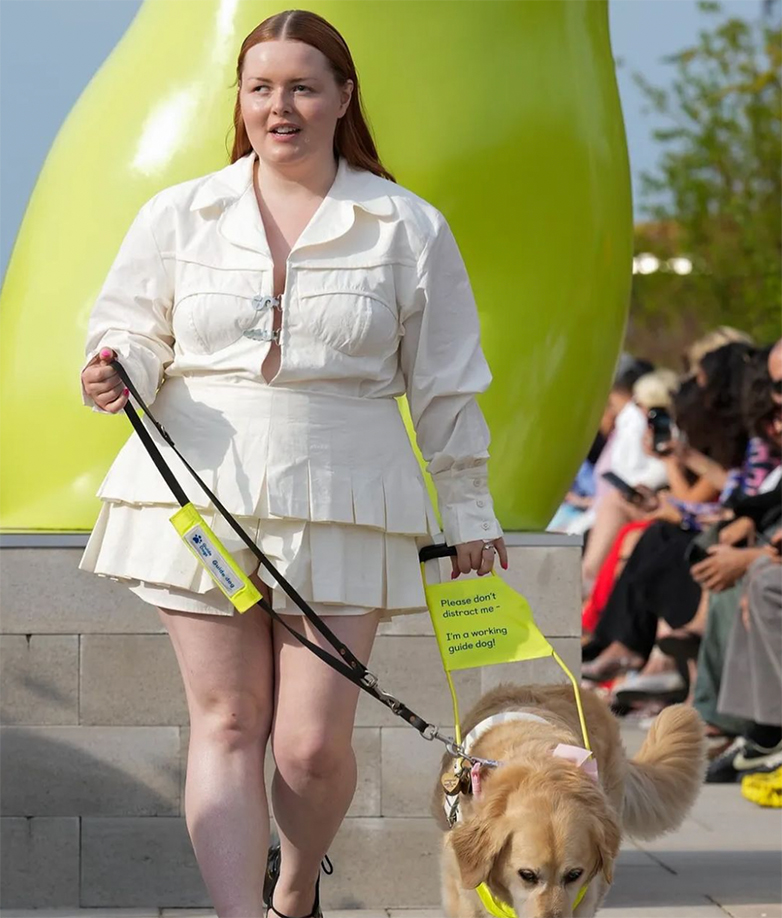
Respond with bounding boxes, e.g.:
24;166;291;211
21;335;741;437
419;548;594;916
443;711;591;915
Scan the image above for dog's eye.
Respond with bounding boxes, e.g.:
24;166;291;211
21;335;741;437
564;868;584;884
518;870;539;885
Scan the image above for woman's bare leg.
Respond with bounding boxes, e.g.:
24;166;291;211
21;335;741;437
269;611;380;917
582;489;639;596
158;579;274;918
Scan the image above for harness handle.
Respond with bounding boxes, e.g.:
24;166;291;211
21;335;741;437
418;543;457;562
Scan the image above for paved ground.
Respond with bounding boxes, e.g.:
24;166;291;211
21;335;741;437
2;724;780;918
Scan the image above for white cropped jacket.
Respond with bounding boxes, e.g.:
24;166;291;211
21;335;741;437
82;152;503;546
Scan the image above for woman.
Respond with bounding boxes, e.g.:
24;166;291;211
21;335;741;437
577;366;676;591
79;11;506;918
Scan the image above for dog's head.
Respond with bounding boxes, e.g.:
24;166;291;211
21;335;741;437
449;759;621;918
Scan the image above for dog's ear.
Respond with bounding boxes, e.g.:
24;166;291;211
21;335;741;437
449;815;508;889
590;805;621;885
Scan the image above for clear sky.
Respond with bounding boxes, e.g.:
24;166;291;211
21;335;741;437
0;0;771;276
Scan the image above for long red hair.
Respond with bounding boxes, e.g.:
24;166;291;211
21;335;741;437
229;9;395;182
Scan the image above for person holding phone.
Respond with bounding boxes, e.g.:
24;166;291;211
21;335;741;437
577;367;677;595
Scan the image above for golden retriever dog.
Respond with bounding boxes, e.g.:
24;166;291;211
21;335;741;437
432;684;705;918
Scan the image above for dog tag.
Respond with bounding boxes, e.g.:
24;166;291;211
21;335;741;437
441;773;461;795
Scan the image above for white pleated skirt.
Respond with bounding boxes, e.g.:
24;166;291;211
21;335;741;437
80;376;440;620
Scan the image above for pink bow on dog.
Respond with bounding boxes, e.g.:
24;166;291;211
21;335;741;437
471;762;485;797
552;743;599;782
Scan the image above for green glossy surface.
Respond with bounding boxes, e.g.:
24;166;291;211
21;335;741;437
0;0;631;531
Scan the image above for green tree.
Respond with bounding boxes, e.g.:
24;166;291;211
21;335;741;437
628;0;781;364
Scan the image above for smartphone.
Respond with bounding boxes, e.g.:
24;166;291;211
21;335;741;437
647;407;673;454
685;541;710;567
601;471;643;504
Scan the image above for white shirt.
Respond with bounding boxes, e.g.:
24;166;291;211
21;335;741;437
82;152;502;545
609;401;667;490
759;464;782;493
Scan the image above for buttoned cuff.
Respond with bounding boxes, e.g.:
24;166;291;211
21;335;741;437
431;464;503;546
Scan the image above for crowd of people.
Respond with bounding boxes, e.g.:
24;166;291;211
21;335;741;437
549;327;782;791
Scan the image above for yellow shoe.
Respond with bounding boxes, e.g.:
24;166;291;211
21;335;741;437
741;767;782;807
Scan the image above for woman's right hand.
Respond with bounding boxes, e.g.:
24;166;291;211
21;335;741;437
81;348;129;413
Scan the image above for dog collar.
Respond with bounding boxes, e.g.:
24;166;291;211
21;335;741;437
463;711;550;752
445;712;550;824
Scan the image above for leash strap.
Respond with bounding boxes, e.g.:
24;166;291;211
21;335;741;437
111;360;434;736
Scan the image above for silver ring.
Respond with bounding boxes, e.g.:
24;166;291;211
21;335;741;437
482;540;496;553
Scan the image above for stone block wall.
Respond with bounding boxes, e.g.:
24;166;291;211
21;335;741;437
0;534;581;910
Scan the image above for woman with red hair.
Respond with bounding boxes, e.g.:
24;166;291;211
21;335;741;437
80;10;507;917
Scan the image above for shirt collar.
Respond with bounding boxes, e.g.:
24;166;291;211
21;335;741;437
189;151;394;259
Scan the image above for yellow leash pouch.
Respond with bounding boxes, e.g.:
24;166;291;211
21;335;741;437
170;503;261;613
419;553;592;917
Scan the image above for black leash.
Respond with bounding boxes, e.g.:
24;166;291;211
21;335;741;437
111;360;460;747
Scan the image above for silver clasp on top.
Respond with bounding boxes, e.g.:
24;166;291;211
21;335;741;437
252;295;281;313
244;294;282;342
243;327;280;343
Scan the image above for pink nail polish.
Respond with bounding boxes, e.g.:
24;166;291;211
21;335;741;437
100;348;111;359
123;388;129;396
451;571;458;580
502;561;508;570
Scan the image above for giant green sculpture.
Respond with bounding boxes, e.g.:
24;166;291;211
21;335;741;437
0;0;631;532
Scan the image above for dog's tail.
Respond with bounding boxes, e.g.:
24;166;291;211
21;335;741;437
622;704;706;840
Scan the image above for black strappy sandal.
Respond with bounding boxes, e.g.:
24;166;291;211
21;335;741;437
263;844;282;908
263;843;333;918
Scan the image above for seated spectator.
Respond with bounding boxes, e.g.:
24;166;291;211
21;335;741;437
582;342;761;634
580;367;691;595
582;342;780;683
704;545;782;782
569;360;666;579
579;337;757;639
693;340;782;760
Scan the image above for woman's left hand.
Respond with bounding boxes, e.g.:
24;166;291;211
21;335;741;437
691;545;750;592
451;537;509;578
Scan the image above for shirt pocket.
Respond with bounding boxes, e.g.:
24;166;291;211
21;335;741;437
296;265;399;357
172;261;268;355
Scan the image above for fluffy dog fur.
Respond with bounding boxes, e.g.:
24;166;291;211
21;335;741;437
432;684;705;918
